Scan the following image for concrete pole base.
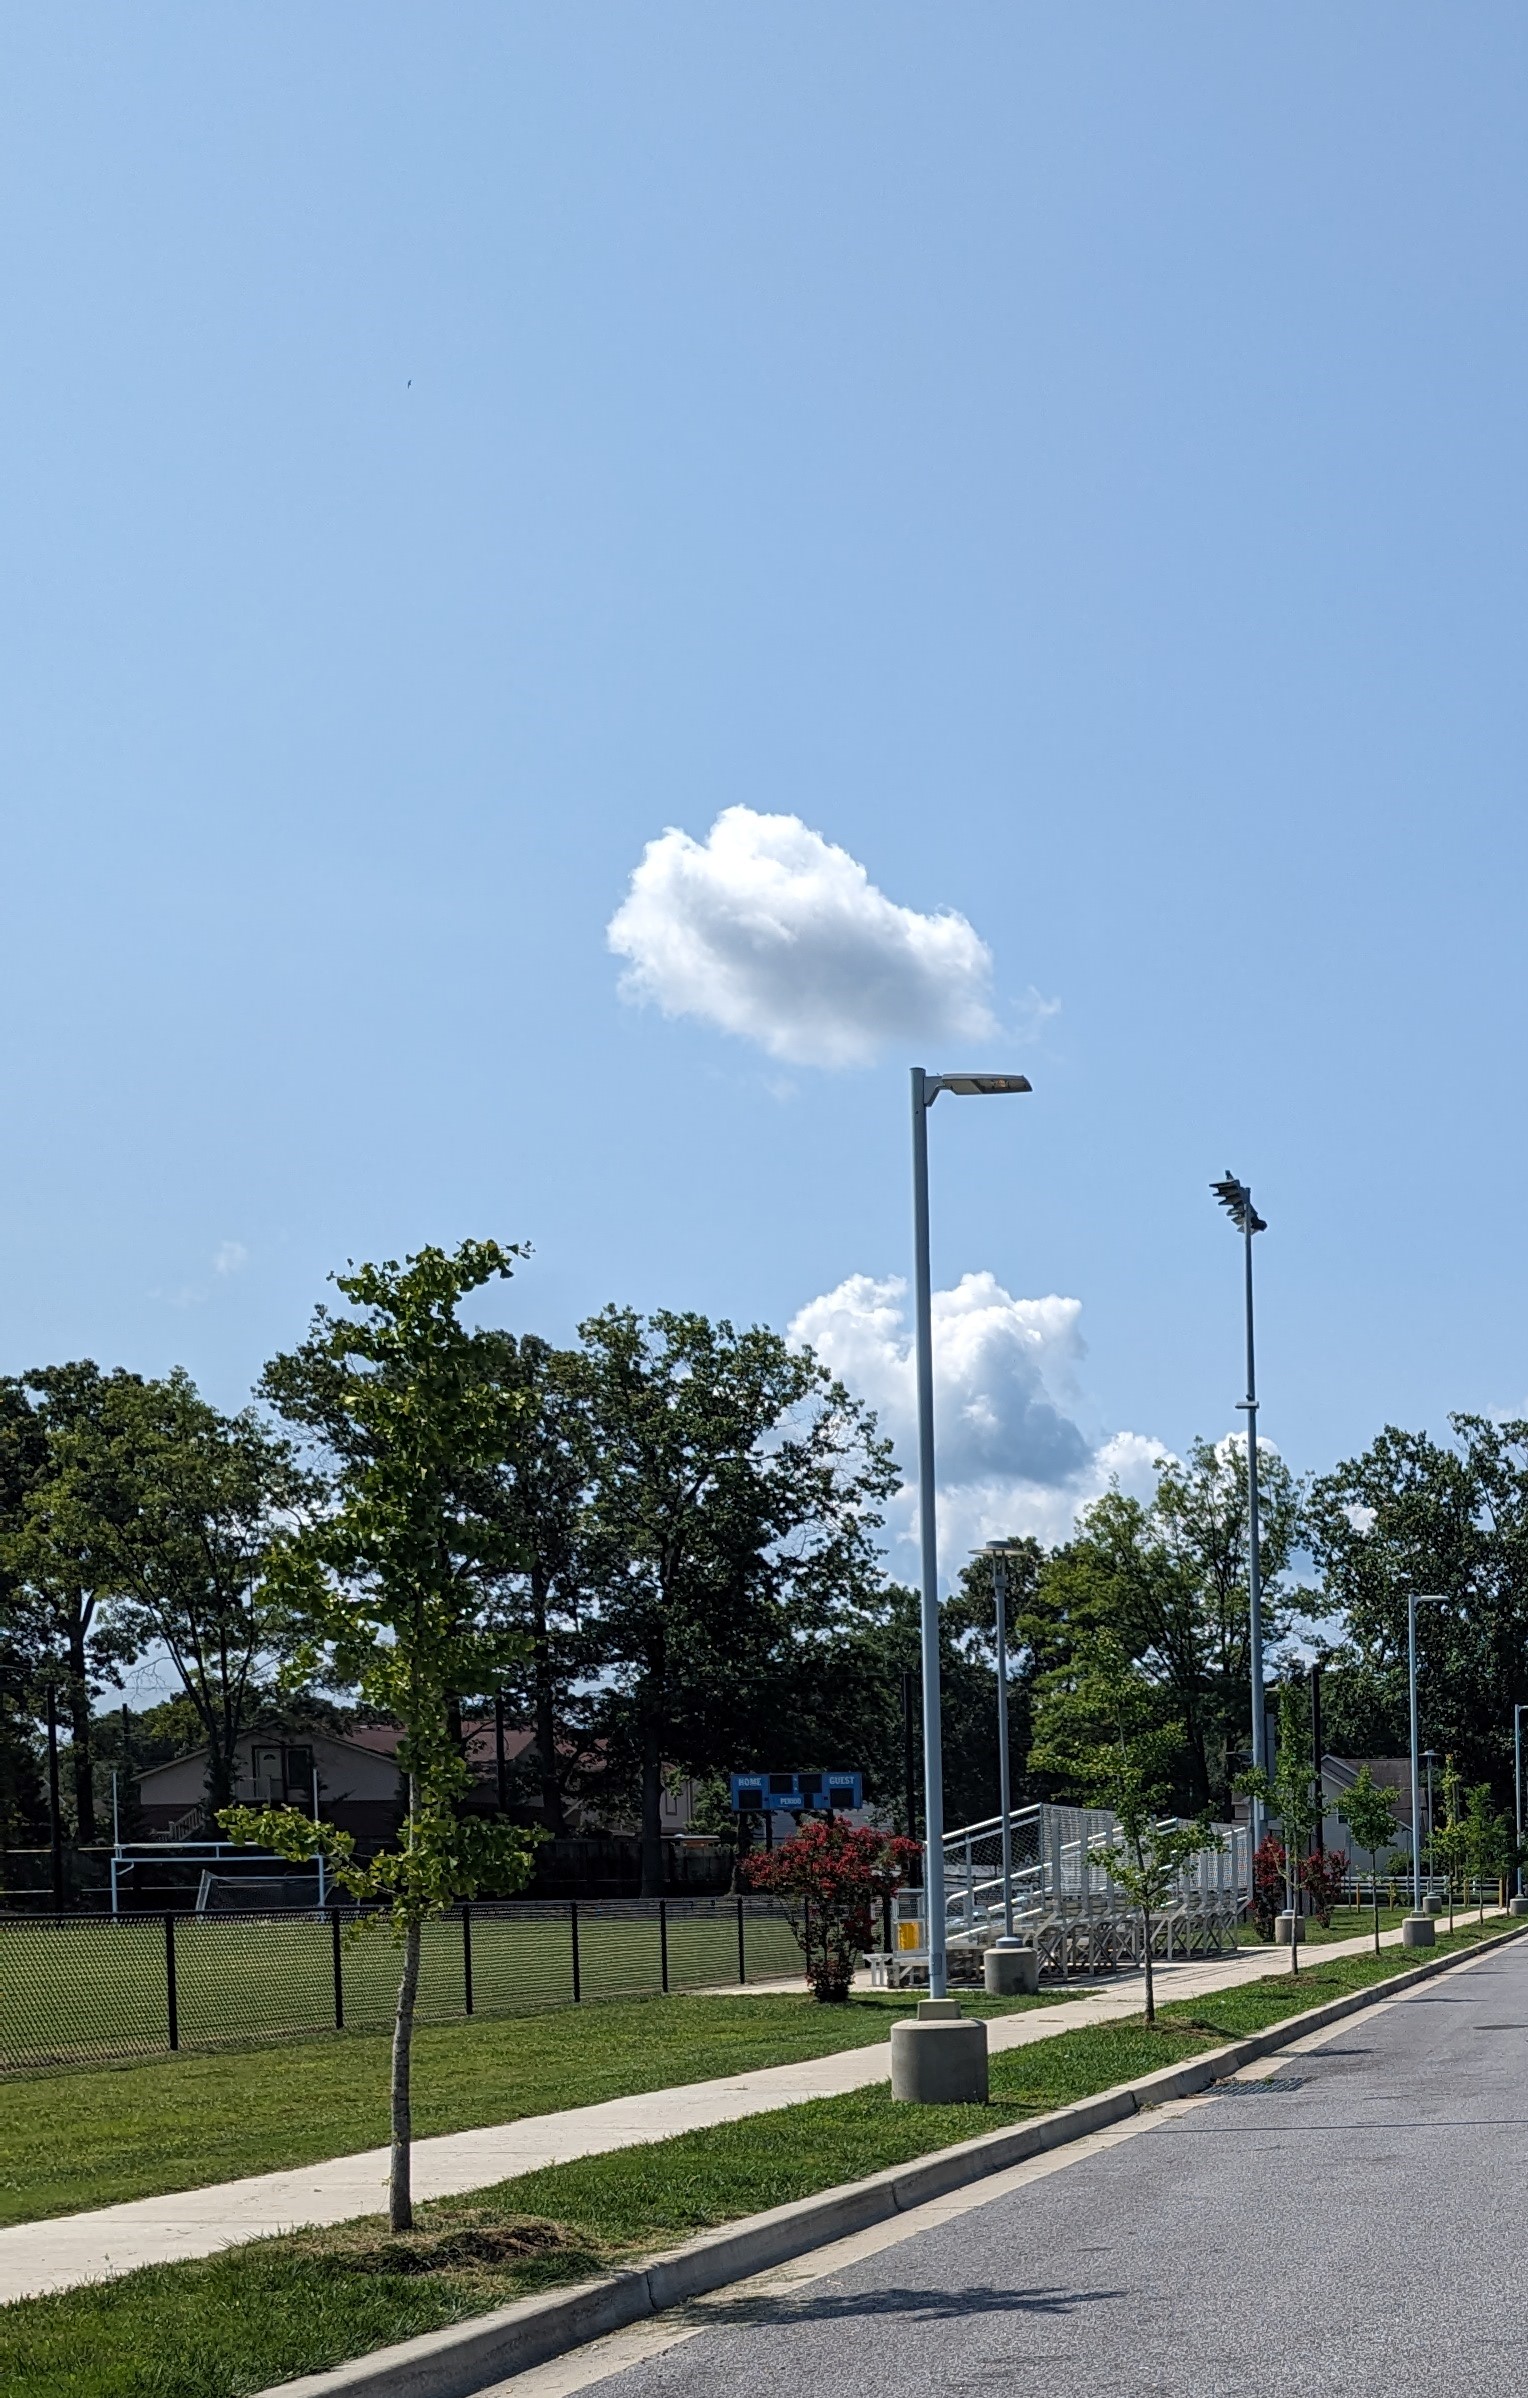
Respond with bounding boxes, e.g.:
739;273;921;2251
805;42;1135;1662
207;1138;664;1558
1274;1912;1302;1945
1424;1895;1445;1915
890;2000;989;2105
984;1939;1040;1997
1401;1914;1436;1947
1509;1897;1528;1918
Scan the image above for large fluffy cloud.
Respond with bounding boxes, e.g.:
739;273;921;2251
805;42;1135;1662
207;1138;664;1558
607;807;997;1066
790;1270;1169;1573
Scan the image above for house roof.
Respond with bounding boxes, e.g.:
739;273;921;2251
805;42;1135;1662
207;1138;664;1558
135;1725;410;1791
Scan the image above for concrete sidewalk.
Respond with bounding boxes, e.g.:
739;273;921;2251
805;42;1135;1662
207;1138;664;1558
0;1914;1476;2306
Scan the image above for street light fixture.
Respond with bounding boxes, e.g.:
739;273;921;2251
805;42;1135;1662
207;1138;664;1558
912;1066;1032;2000
979;1540;1027;1938
1407;1594;1447;1915
1211;1172;1269;1855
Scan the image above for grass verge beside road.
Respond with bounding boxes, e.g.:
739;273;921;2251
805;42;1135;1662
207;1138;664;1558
0;1988;1062;2227
0;1921;1508;2398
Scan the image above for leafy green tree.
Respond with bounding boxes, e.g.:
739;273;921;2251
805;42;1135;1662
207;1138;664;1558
474;1334;593;1835
0;1364;148;1840
1461;1781;1516;1921
1308;1417;1528;1808
1238;1681;1321;1975
17;1371;311;1814
571;1307;896;1894
1338;1765;1398;1955
1032;1630;1217;2023
1025;1438;1304;1818
1434;1753;1467;1931
235;1241;542;2233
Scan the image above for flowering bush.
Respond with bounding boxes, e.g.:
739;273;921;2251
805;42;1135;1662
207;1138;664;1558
1299;1846;1346;1927
740;1818;921;2002
1251;1833;1286;1940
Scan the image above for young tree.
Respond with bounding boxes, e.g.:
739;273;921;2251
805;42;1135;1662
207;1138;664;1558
1337;1766;1398;1956
1238;1681;1322;1976
1032;1632;1217;2024
740;1818;919;2002
1435;1754;1467;1932
571;1308;896;1894
1461;1781;1516;1921
234;1242;542;2232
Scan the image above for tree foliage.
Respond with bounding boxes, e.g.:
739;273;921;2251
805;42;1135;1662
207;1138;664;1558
1024;1439;1303;1818
1308;1416;1528;1807
237;1241;542;2231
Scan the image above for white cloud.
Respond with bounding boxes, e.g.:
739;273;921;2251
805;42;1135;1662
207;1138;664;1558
789;1270;1171;1576
213;1240;249;1277
607;807;997;1067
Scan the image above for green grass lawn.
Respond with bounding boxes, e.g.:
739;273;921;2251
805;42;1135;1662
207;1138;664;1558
0;1922;1507;2398
0;1986;1064;2227
1235;1901;1503;1948
0;1904;807;2071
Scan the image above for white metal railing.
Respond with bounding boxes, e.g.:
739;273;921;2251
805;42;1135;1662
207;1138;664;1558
884;1800;1248;1982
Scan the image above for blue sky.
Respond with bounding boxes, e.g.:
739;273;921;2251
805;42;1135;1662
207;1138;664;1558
5;7;1528;1569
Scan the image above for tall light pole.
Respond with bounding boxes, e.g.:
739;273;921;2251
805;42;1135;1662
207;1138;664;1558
1423;1748;1438;1894
1212;1173;1268;1858
980;1539;1025;1937
912;1067;1031;1999
1514;1706;1526;1898
1408;1593;1447;1914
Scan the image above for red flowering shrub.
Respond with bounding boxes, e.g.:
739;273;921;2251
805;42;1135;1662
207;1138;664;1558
740;1818;921;2002
1251;1833;1286;1940
1299;1846;1346;1928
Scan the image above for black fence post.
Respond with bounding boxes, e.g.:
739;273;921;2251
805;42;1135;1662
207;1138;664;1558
570;1900;581;2002
736;1896;746;1986
659;1898;669;1994
881;1892;892;1954
164;1913;179;2052
331;1905;345;2031
462;1904;474;2016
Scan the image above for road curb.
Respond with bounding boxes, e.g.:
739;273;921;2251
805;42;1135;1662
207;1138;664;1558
257;1922;1526;2398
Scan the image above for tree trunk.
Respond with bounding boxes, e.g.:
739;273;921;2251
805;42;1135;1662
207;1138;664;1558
67;1620;96;1845
1142;1909;1155;2024
639;1729;664;1898
1372;1857;1380;1956
389;1918;423;2233
531;1563;566;1835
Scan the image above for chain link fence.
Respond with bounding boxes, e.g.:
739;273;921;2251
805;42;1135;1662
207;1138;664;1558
0;1896;806;2073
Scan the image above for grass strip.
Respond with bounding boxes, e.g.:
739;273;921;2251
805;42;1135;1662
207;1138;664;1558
0;1920;1506;2398
0;1987;1061;2228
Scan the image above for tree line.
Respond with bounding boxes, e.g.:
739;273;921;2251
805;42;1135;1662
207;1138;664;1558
4;1240;1528;1885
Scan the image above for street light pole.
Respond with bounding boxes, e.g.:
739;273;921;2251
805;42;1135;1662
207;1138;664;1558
1212;1175;1268;1859
1423;1749;1438;1897
911;1067;1031;2000
1408;1594;1446;1914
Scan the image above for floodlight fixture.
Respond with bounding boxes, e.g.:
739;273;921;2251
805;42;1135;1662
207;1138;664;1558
1212;1172;1267;1235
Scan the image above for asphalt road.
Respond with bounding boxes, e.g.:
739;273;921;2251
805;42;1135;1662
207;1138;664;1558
579;1938;1528;2397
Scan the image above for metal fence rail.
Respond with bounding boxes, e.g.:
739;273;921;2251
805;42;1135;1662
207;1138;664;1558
886;1801;1249;1984
0;1896;805;2074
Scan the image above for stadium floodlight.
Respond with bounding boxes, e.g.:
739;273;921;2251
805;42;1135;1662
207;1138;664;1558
911;1066;1032;1999
1212;1170;1269;1858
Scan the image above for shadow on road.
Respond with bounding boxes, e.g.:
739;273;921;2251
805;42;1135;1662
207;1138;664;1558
700;2283;1121;2327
